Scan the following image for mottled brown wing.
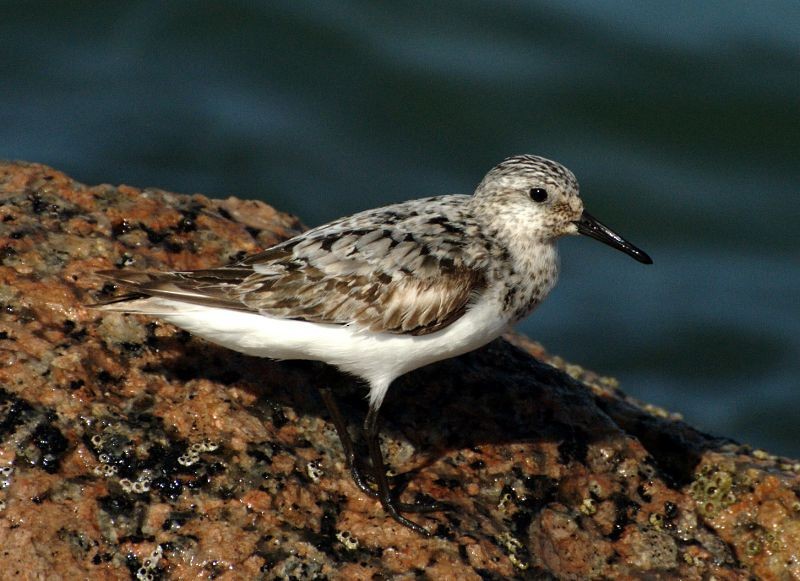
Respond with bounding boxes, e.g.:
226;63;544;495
99;227;487;336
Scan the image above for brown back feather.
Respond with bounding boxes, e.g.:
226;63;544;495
97;226;488;336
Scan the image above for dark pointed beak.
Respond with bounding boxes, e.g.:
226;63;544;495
574;211;652;264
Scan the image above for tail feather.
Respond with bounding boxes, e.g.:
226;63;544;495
88;291;147;308
89;296;185;315
95;269;162;286
91;270;250;313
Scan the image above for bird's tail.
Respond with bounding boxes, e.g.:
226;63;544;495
88;270;182;315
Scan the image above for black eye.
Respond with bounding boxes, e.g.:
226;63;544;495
529;188;548;202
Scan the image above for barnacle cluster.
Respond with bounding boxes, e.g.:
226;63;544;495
743;529;785;558
120;471;154;494
335;530;358;551
92;452;119;478
688;465;737;518
176;440;219;467
134;545;163;581
90;429;219;499
90;434;118;478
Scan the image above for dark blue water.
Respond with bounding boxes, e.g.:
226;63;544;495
2;2;798;455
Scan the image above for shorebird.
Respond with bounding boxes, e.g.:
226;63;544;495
94;154;652;534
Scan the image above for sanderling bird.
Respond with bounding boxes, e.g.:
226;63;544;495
94;154;652;534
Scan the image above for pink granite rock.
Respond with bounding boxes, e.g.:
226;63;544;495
0;161;797;579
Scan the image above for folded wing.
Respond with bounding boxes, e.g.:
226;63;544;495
96;217;487;336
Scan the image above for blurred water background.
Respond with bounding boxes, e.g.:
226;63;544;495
1;1;798;455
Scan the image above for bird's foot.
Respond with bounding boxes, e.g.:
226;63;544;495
349;462;449;532
390;496;450;514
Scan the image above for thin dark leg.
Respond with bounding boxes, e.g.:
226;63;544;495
364;406;447;535
315;368;446;534
317;386;378;497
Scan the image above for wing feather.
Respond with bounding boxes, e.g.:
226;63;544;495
96;197;488;336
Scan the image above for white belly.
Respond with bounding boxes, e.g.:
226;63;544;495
149;295;509;409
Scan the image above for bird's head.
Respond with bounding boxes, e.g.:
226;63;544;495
474;154;652;264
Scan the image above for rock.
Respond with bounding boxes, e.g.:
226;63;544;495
0;160;798;579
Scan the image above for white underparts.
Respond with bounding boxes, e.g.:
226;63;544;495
101;293;511;411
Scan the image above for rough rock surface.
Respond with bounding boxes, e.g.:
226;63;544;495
1;160;799;579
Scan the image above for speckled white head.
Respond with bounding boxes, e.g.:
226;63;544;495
472;154;584;239
473;154;652;263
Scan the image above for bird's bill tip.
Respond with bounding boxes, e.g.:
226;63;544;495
574;211;652;264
